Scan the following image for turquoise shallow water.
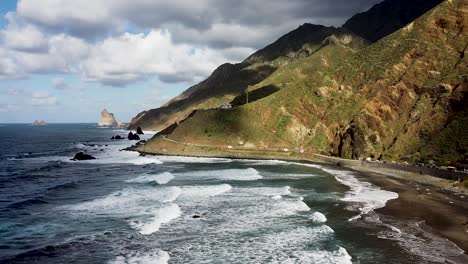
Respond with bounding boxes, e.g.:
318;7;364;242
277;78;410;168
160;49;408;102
0;124;464;263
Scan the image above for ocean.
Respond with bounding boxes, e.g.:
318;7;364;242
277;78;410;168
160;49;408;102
0;124;464;263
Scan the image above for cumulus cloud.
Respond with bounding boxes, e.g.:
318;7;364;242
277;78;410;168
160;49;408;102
80;30;237;85
0;0;382;85
1;14;48;52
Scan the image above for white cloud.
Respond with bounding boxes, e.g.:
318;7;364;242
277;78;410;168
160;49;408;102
80;30;233;85
1;20;47;52
0;0;382;85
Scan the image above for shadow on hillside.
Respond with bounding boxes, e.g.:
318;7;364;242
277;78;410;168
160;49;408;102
129;64;277;130
230;85;281;106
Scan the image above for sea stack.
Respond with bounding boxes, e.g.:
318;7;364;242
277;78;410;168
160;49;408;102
98;109;118;127
136;127;144;135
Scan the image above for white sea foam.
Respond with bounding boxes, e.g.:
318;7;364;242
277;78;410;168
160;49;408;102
377;219;468;263
217;168;262;181
130;203;181;235
110;249;170;264
170;225;342;263
179;184;232;198
284;247;352;264
127;172;175;184
65;186;181;213
310;212;327;223
25;145;163;165
289;162;323;169
63;186;182;235
323;168;398;221
177;168;262;181
89;147;162;165
275;199;311;215
242;186;291;197
240;159;289;165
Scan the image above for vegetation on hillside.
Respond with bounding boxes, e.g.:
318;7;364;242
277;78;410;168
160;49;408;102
146;0;467;166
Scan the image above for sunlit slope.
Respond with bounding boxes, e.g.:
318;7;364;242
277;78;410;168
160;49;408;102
146;0;467;166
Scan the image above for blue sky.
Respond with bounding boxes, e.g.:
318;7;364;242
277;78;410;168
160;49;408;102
0;0;380;123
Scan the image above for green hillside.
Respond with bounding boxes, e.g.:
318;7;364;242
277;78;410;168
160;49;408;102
128;0;444;131
141;0;467;166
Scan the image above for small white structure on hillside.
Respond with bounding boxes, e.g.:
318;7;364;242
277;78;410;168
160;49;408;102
219;103;233;109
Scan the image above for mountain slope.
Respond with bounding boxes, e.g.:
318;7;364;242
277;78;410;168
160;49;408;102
142;0;467;166
129;0;444;131
128;24;337;130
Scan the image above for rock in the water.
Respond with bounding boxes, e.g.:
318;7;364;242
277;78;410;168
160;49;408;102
98;109;119;127
71;152;96;161
192;215;201;219
32;120;47;126
136;127;144;135
127;132;140;140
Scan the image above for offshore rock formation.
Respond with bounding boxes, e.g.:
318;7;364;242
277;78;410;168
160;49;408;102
98;109;118;127
71;152;96;161
32;120;47;126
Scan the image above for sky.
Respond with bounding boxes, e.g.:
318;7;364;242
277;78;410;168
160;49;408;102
0;0;382;123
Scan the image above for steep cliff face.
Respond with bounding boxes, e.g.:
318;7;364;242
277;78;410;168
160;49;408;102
98;109;118;127
144;0;467;166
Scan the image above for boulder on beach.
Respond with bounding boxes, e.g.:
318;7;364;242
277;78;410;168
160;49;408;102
71;152;96;161
127;132;140;140
136;127;144;135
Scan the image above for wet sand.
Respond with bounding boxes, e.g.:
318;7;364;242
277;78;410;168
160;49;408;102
353;167;468;255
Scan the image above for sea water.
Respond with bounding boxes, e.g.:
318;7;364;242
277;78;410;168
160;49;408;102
0;124;464;263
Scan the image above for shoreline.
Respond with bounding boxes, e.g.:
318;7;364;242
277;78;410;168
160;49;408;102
131;143;468;258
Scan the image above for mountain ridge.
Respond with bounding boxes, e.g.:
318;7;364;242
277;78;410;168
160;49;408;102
139;0;467;166
128;0;444;131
